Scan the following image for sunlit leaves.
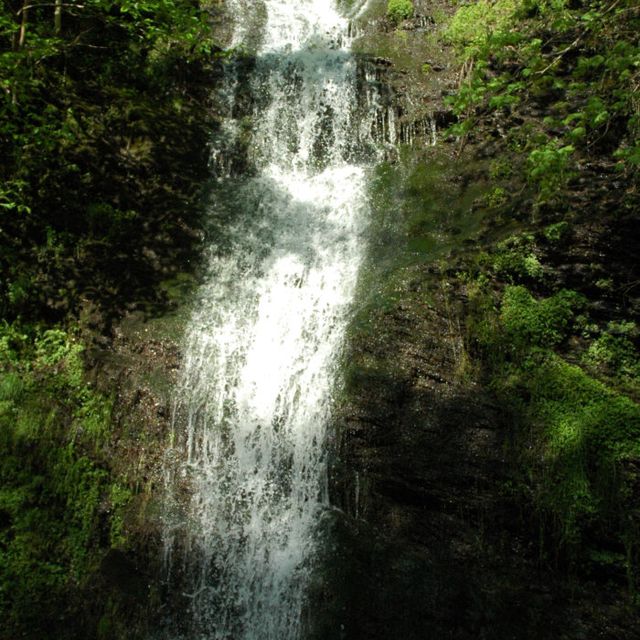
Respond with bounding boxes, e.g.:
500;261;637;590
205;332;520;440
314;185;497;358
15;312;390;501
446;0;640;194
0;181;30;215
528;141;575;200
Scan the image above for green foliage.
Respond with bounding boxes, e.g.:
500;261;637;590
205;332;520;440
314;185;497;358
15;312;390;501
0;323;130;636
445;0;517;58
468;280;640;577
499;352;640;554
489;234;545;283
387;0;414;23
489;159;514;180
487;186;508;208
543;221;569;243
583;333;640;380
500;286;585;348
0;0;210;634
446;0;640;199
527;142;575;201
0;0;214;321
108;484;134;549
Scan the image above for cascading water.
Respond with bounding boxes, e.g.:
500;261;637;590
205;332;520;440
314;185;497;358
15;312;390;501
163;2;380;638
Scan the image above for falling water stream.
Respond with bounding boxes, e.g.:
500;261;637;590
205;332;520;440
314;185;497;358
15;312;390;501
163;1;381;638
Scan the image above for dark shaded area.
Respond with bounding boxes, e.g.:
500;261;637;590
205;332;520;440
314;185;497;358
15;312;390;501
321;261;639;639
0;2;223;332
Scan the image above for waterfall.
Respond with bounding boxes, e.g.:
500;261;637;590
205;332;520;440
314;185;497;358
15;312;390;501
162;2;378;638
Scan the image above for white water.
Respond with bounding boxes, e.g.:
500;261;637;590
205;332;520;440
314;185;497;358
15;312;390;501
164;2;377;638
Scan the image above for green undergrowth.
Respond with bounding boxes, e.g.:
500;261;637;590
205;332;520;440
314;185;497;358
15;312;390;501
465;234;640;590
0;322;132;637
444;0;639;202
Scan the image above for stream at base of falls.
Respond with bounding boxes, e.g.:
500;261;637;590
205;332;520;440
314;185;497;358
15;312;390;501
160;1;384;638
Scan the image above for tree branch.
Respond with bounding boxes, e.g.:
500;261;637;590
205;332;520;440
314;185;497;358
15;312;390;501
16;3;85;16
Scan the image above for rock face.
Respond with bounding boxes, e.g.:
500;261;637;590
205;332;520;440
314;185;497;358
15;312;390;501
72;306;192;640
310;4;640;639
326;272;514;639
325;264;636;640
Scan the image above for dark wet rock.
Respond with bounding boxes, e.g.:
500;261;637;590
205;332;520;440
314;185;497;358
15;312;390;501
99;549;149;599
424;60;446;72
324;242;640;639
326;275;523;638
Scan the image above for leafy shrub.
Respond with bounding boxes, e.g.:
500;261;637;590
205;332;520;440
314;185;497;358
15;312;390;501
500;286;585;348
387;0;414;23
445;0;517;58
528;142;575;200
491;234;545;283
446;0;640;191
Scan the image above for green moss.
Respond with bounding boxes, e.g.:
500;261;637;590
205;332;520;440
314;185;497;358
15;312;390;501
34;329;85;388
108;484;134;549
97;614;115;640
469;281;640;577
0;371;24;402
159;272;198;305
500;286;585;348
489;159;514;180
498;351;640;554
365;155;489;278
0;322;132;636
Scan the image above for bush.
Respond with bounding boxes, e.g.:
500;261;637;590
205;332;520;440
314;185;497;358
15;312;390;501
445;0;517;58
500;285;585;348
527;142;575;200
387;0;414;23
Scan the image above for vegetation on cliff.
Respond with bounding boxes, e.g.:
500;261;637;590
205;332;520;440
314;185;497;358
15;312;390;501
0;325;128;636
0;1;216;637
342;1;639;635
1;0;215;323
445;0;640;596
445;0;639;198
